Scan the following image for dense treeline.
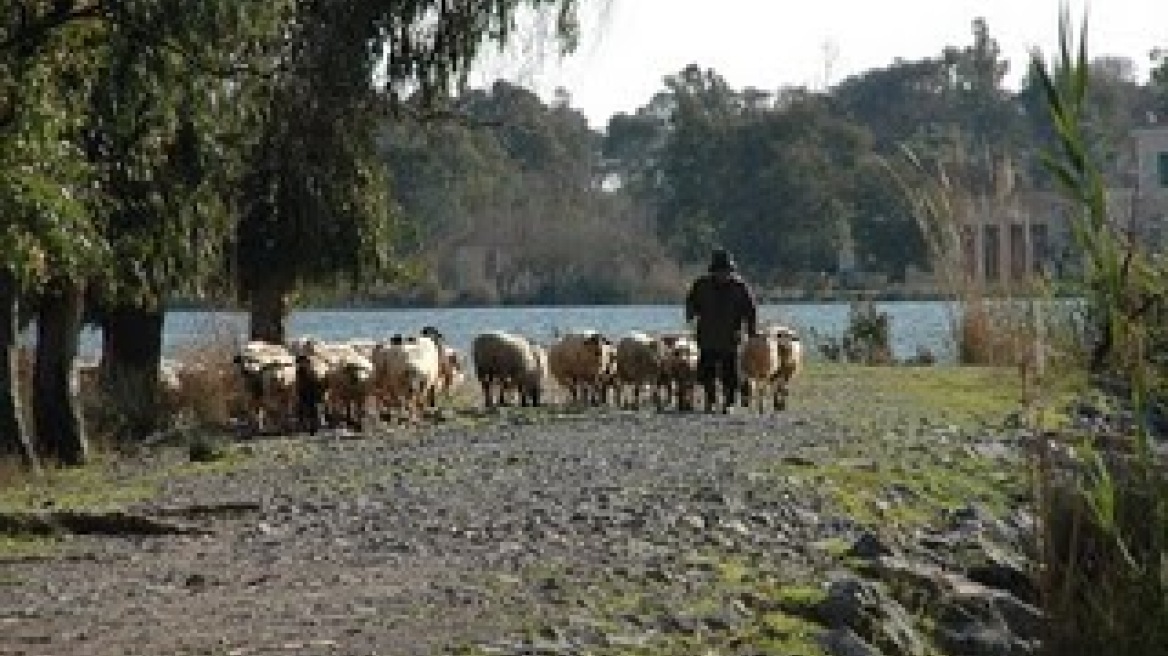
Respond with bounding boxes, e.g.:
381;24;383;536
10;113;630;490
376;18;1166;301
0;0;582;466
374;81;680;306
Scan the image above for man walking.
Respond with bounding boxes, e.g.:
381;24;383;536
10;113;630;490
684;248;759;413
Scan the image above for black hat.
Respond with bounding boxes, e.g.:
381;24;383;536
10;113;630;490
709;248;736;273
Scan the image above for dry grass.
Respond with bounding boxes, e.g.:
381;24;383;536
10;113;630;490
166;319;247;430
886;137;1048;370
957;299;1043;369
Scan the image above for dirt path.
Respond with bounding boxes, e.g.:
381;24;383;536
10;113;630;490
0;367;1033;656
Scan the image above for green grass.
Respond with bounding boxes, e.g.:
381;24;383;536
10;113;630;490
799;362;1026;425
756;612;828;655
0;534;60;560
778;453;1024;529
772;585;828;612
0;460;159;514
0;440;258;514
775;363;1031;530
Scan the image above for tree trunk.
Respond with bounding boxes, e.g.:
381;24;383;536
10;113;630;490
248;279;289;344
0;270;37;470
33;279;88;467
99;306;165;439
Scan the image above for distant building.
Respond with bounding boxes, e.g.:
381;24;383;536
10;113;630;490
959;125;1168;286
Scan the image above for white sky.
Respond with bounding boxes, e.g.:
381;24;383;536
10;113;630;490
469;0;1167;130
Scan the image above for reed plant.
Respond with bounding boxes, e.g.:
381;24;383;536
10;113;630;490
886;128;1040;367
1029;10;1168;655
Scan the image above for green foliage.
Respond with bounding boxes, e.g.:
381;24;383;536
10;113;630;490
235;1;584;301
86;0;290;307
376;79;681;305
0;8;105;290
1153;48;1168;115
843;300;892;365
653;69;877;279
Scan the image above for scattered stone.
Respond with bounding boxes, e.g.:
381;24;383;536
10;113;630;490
847;532;894;560
814;576;929;656
817;627;885;656
0;389;1041;656
184;573;208;590
964;544;1035;604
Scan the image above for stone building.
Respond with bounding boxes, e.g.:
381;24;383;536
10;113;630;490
960;125;1168;286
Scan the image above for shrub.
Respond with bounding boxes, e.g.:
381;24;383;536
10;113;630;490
166;318;246;430
842;300;893;365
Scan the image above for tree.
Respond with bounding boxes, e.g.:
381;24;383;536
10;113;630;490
850;155;926;278
941;18;1012;149
235;0;582;342
1;1;289;456
1;2;106;467
1082;56;1156;179
82;1;286;437
602;109;668;196
655;65;741;262
832;56;953;154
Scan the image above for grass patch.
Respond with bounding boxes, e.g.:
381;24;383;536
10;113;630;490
756;612;828;655
776;363;1031;531
0;534;60;560
800;363;1025;426
0;438;258;514
772;585;828;612
778;451;1024;530
0;460;158;514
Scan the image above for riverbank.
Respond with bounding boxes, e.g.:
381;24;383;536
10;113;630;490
0;364;1041;656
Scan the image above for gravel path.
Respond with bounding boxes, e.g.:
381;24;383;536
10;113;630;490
0;381;1029;656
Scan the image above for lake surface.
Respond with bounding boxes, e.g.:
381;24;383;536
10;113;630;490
73;301;960;362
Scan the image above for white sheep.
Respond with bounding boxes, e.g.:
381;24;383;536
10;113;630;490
471;331;546;408
371;331;442;424
233;340;297;433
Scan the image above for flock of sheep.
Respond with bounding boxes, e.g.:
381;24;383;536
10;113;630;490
229;324;803;434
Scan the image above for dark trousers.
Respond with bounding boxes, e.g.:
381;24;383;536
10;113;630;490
296;380;323;434
697;347;739;410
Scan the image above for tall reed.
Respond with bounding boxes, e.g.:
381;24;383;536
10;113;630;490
886;132;1038;366
1030;9;1168;655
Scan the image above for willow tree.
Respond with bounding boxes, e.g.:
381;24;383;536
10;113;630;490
83;1;288;437
236;0;582;343
1;4;106;468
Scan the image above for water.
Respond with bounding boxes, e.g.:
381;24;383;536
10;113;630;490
73;301;958;362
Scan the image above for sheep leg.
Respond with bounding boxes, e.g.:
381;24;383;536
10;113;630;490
480;379;493;408
773;379;787;411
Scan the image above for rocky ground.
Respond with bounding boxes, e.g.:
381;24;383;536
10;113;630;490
0;365;1042;656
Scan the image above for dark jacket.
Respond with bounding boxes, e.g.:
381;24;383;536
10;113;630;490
684;270;758;350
